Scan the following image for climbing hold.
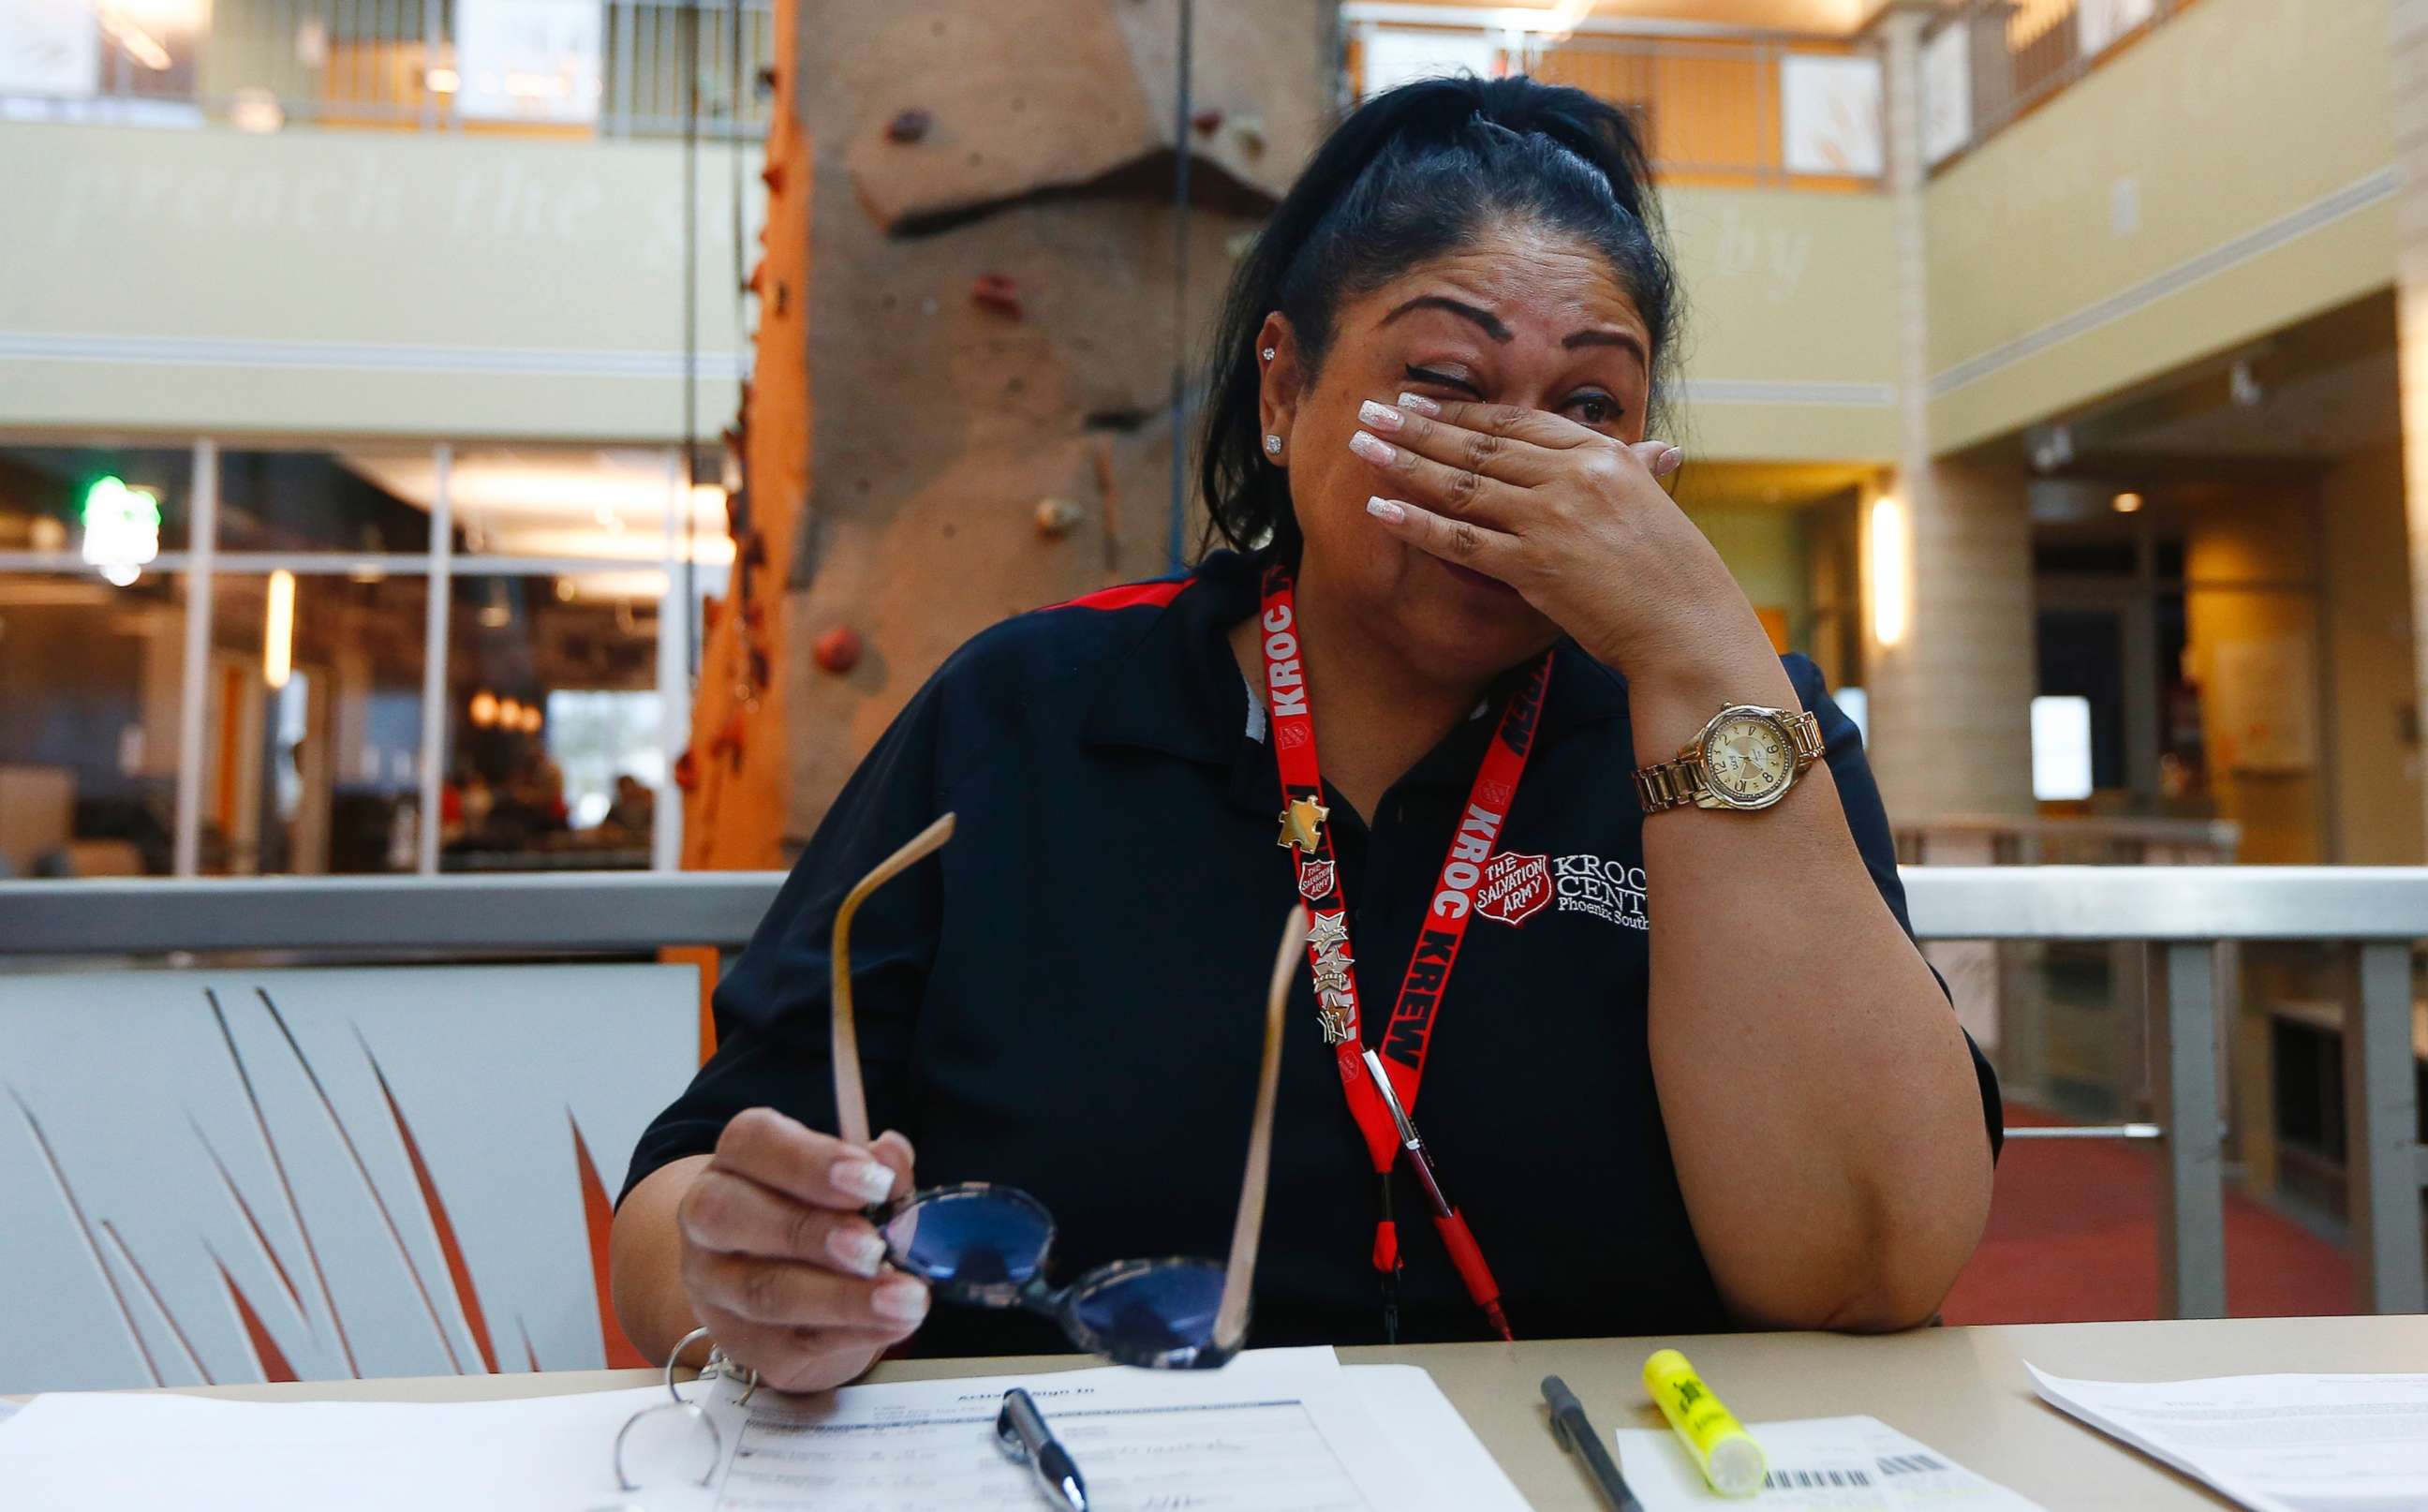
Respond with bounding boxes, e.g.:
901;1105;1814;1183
971;273;1022;319
1034;497;1084;538
760;160;785;193
1232;114;1266;156
1191;107;1224;134
813;624;864;674
886;108;933;143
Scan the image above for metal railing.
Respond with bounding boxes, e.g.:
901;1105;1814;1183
0;0;772;140
1925;0;2198;170
3;865;2421;1318
1340;4;1883;189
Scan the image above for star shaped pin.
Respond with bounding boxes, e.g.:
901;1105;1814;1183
1312;956;1355;992
1308;911;1349;952
1276;795;1330;852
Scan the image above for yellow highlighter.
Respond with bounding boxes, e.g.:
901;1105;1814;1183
1643;1348;1767;1497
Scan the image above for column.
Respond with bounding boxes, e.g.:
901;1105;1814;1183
1864;7;2036;827
2395;0;2428;853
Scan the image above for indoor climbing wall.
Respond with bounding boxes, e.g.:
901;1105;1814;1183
766;0;1339;837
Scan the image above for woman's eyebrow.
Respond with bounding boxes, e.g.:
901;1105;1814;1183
1564;329;1648;364
1380;295;1512;343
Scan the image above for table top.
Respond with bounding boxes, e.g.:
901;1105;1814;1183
22;1313;2424;1508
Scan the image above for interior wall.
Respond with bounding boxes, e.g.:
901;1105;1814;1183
1924;0;2396;452
0;124;756;441
2183;493;2322;865
2320;440;2422;863
1680;502;1811;651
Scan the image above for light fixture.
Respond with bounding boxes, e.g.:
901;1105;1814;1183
425;67;461;94
555;578;577;601
689;482;727;514
469;690;498;728
263;569;295;689
81;476;161;586
521;704;543;734
2112;491;2144;514
1869;495;1910;647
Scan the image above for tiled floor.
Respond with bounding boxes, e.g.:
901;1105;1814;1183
1939;1104;2356;1325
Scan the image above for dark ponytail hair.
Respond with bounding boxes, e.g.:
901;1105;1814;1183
1196;75;1677;561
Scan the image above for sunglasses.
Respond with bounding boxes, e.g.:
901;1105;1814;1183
831;813;1298;1370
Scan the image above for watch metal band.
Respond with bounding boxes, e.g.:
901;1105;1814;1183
1633;709;1825;815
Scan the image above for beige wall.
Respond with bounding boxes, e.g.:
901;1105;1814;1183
2184;496;2323;864
2321;442;2424;863
1661;185;1901;461
1925;0;2396;452
0;123;1896;463
1681;502;1811;645
0;124;754;441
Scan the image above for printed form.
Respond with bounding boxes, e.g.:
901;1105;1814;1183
2027;1365;2428;1512
1611;1415;2044;1511
0;1346;1528;1512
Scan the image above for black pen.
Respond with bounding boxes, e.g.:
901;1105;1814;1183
997;1386;1088;1512
1543;1374;1644;1512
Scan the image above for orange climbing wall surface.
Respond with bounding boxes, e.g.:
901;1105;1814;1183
680;0;809;871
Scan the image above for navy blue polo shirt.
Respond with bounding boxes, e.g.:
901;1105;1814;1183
626;549;2002;1355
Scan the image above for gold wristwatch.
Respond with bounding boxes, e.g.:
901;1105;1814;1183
1633;704;1825;815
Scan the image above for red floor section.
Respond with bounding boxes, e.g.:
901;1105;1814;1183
1939;1104;2357;1325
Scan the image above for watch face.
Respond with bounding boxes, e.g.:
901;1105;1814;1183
1701;712;1794;806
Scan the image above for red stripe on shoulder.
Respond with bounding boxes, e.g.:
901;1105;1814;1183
1045;578;1193;613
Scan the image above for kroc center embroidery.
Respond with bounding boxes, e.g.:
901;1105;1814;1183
1554;854;1649;930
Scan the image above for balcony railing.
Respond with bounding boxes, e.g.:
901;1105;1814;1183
1340;4;1885;189
1923;0;2198;171
0;0;773;140
3;865;2422;1319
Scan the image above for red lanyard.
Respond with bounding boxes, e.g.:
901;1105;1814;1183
1256;561;1547;1340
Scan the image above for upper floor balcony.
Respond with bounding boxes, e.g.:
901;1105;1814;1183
0;0;773;139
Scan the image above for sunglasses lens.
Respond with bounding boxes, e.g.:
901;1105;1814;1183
1067;1259;1228;1369
881;1188;1052;1302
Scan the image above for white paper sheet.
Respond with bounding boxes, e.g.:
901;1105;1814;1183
2027;1364;2428;1512
0;1347;1525;1512
1612;1415;2044;1511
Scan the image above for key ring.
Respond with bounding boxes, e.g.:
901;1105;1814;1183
609;1326;757;1493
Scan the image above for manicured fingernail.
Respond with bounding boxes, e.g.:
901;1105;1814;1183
1349;431;1396;466
872;1278;930;1324
1653;446;1683;477
1395;392;1441;416
833;1160;896;1204
1366;496;1405;524
1358;399;1403;433
827;1227;885;1277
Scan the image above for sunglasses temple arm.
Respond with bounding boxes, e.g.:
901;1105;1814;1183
829;812;958;1148
1216;904;1307;1353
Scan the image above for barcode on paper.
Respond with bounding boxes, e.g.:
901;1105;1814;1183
1762;1466;1876;1490
1876;1452;1948;1475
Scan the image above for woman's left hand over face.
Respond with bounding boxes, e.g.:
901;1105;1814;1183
1349;393;1754;678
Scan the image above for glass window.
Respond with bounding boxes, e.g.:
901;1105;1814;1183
443;571;665;871
208;572;429;876
0;571;185;878
0;444;195;558
215;448;435;556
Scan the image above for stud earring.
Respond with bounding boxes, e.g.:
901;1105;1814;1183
1264;435;1283;456
1260;347;1276;362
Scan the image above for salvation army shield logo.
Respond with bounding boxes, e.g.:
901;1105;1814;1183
1296;859;1337;901
1473;852;1550;926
